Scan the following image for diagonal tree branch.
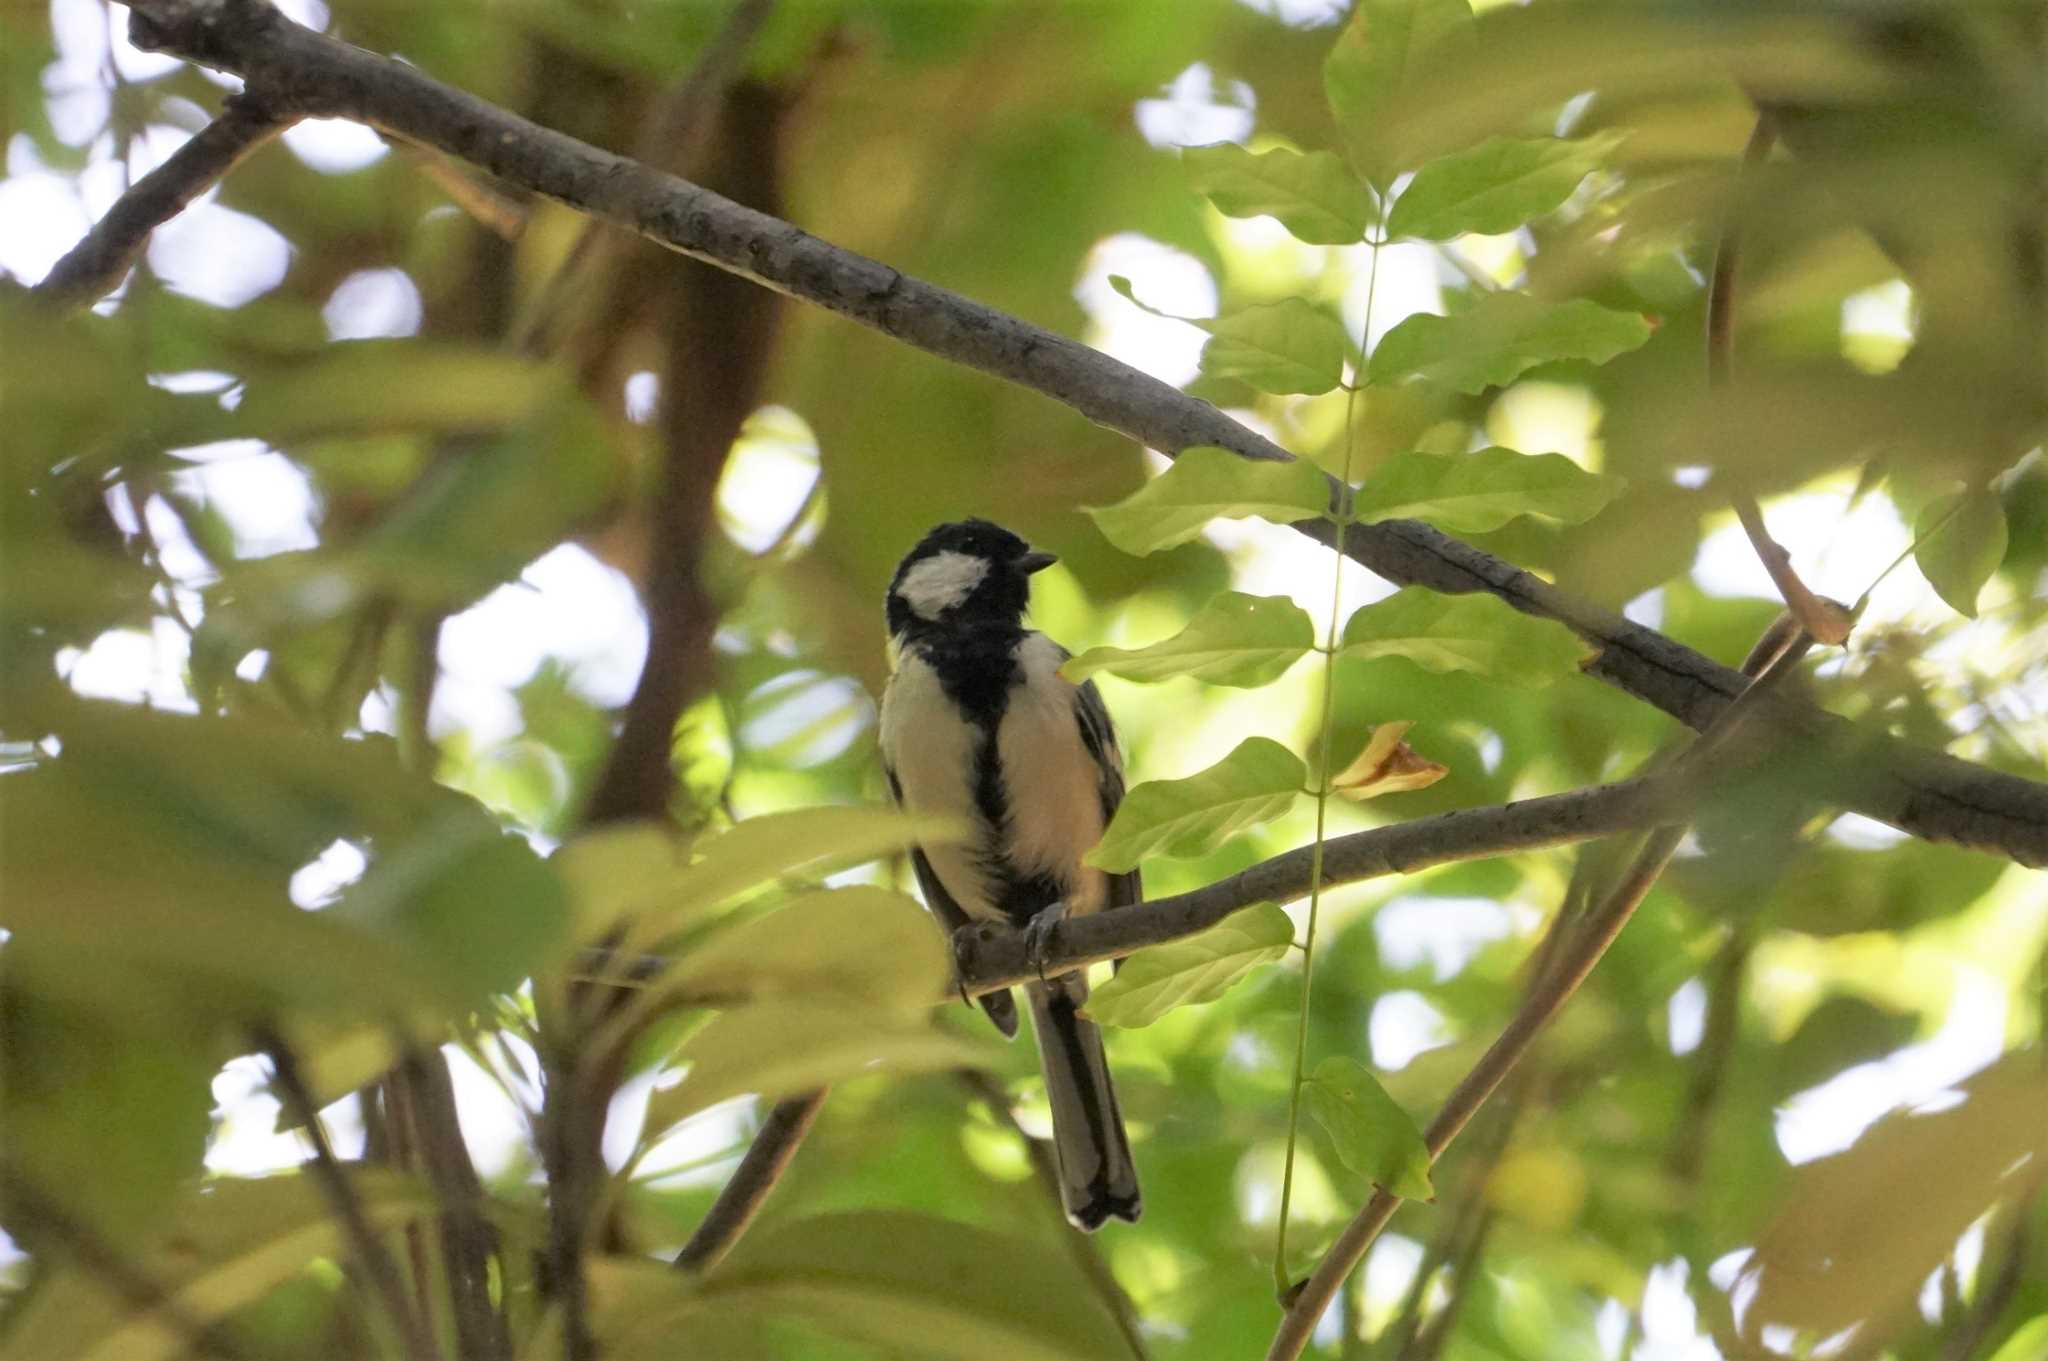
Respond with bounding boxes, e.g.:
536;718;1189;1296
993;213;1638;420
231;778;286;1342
34;90;293;308
671;1088;828;1274
113;0;2048;867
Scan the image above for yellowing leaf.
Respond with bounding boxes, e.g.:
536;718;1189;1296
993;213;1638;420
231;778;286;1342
1087;737;1306;872
1330;721;1448;800
1303;1055;1433;1199
1339;588;1593;687
1061;592;1314;687
1087;446;1332;556
1083;903;1294;1027
1353;448;1624;532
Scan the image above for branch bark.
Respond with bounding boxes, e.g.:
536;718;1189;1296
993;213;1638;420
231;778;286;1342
671;1089;829;1274
109;0;2048;867
34;90;292;309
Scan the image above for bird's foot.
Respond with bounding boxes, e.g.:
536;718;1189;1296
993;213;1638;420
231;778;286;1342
1022;901;1067;983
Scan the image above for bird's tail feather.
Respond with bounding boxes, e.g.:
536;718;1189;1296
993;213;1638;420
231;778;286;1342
1027;978;1140;1231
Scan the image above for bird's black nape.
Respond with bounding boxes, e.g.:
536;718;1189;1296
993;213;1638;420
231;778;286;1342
886;518;1055;635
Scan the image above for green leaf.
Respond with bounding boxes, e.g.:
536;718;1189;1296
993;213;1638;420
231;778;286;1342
592;806;961;953
1368;292;1652;394
1987;1316;2048;1361
1339;587;1593;687
1353;448;1624;532
1200;299;1350;395
226;340;575;444
1323;0;1473;187
2;1172;429;1361
1915;487;2007;618
1303;1055;1433;1199
712;1211;1135;1361
650;1003;984;1129
610;887;951;1047
1387;135;1614;241
1105;280;1348;396
1087;446;1331;556
1183;142;1369;245
1087;737;1305;872
1061;592;1314;687
1083;902;1294;1026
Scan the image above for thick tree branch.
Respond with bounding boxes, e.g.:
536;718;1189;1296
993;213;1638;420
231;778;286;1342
955;770;1688;996
113;0;2048;869
34;92;291;309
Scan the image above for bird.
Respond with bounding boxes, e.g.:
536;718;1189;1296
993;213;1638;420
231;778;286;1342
877;518;1142;1230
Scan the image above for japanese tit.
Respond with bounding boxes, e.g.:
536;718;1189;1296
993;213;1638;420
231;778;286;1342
878;519;1141;1230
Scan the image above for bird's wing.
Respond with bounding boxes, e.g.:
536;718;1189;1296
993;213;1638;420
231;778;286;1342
1072;673;1143;913
885;759;1019;1039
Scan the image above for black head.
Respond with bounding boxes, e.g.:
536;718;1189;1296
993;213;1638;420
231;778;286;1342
886;518;1057;636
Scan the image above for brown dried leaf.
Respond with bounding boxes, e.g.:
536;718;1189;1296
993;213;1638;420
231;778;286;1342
1331;721;1449;801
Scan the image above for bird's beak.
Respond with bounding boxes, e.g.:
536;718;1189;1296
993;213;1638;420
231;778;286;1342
1017;550;1058;575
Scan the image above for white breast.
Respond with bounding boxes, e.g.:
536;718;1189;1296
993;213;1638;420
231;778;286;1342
996;634;1110;916
880;646;997;919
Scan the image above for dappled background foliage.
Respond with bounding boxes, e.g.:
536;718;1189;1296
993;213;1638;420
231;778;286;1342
2;0;2045;1359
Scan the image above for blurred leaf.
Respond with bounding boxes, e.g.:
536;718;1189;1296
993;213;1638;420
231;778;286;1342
1387;135;1614;240
1;1171;428;1361
1339;587;1593;686
1084;902;1294;1027
226;341;575;444
1330;720;1448;800
1324;0;1474;188
1354;448;1624;532
617;887;950;1044
648;1003;983;1130
1088;737;1305;871
607;806;963;953
1200;299;1350;396
713;1211;1135;1360
1303;1055;1433;1198
1183;143;1370;245
1087;446;1330;556
1988;1316;2048;1361
1742;1055;2048;1345
1368;293;1652;394
1914;487;2008;618
1061;592;1313;687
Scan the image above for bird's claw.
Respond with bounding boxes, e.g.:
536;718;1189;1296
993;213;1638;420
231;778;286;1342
1022;902;1067;983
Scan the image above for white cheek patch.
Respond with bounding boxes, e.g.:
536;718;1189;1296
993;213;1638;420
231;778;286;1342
896;551;988;621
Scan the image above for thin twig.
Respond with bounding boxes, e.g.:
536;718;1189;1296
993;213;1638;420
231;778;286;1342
1267;629;1815;1361
0;1165;256;1361
258;1030;443;1361
98;0;2048;865
1707;116;1851;646
34;91;292;309
672;1088;829;1274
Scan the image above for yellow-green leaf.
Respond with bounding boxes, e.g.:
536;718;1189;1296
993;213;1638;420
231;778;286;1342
1387;135;1615;241
1368;293;1651;394
1323;0;1473;188
1184;142;1370;245
1087;447;1331;557
1061;592;1314;687
1083;902;1294;1027
651;1003;984;1130
1339;587;1593;687
1304;1055;1434;1199
1354;448;1624;532
1088;737;1305;871
1914;487;2007;618
1199;299;1350;395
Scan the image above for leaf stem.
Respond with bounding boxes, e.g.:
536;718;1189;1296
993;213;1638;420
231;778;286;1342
1273;232;1380;1299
